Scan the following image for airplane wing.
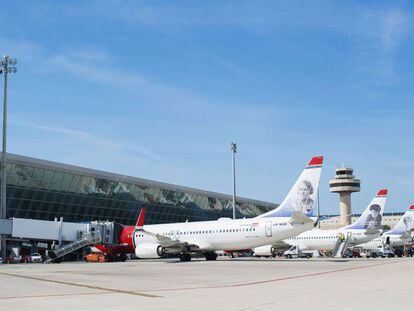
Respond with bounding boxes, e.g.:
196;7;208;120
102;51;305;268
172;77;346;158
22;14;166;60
399;231;411;239
142;230;190;248
134;208;202;251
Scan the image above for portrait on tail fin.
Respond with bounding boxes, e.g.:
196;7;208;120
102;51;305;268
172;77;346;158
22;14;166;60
295;180;314;214
364;204;382;229
403;215;414;231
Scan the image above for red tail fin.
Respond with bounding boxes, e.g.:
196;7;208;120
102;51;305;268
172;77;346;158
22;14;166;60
135;208;146;229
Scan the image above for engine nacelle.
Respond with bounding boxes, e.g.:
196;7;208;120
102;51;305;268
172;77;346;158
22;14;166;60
135;243;166;259
253;245;276;257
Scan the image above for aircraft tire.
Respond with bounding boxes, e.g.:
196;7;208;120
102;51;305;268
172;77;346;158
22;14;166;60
204;252;218;261
179;253;191;262
106;254;115;262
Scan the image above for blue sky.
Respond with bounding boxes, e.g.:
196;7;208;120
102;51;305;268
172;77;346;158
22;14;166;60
0;1;413;215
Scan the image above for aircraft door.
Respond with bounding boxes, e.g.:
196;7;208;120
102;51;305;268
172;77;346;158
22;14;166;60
171;230;180;240
265;221;272;237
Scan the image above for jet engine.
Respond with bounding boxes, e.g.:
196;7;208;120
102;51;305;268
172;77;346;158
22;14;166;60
135;243;166;259
253;245;277;257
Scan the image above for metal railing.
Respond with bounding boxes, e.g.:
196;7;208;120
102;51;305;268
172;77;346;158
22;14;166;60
44;232;101;263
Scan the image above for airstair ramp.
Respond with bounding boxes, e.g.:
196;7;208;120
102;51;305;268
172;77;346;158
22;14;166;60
332;238;342;257
333;233;352;258
44;232;101;263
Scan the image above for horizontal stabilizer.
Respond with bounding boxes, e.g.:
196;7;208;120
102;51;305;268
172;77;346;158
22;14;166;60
365;227;381;235
289;211;314;225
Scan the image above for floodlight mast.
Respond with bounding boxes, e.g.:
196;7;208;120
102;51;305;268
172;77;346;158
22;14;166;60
0;54;17;258
231;142;237;219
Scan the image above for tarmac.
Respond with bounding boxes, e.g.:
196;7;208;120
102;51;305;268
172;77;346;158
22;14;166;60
0;257;413;311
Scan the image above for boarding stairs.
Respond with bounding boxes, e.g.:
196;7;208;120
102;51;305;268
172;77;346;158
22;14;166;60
332;232;352;258
44;232;101;263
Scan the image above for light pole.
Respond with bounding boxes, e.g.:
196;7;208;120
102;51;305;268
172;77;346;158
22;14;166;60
0;55;17;258
231;142;237;219
317;188;321;229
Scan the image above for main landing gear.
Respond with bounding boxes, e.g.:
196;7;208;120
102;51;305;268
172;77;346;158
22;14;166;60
204;252;218;261
179;253;192;262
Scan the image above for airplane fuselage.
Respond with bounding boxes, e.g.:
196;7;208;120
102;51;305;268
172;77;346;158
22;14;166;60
134;216;314;253
358;233;410;250
285;228;381;250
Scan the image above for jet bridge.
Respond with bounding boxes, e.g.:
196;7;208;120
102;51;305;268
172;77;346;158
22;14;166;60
0;217;121;261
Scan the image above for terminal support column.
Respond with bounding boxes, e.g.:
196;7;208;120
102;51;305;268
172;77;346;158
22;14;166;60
231;143;237;219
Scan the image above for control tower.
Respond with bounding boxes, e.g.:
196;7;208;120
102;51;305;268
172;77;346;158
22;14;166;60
329;167;360;226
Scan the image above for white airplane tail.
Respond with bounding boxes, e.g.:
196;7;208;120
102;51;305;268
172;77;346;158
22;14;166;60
257;156;323;218
345;189;387;230
386;205;414;236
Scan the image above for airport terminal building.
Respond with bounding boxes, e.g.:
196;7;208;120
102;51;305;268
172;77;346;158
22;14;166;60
2;154;277;226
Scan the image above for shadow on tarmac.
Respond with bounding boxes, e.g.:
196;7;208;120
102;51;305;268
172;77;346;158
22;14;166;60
158;257;356;264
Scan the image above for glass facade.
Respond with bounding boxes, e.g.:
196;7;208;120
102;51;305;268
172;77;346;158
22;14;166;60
2;154;276;226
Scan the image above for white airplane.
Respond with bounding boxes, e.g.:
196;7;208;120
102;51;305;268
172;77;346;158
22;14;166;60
132;156;324;261
253;189;388;256
358;205;414;250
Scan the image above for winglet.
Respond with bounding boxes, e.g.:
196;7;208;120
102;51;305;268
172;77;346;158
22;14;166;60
135;208;146;229
409;205;414;211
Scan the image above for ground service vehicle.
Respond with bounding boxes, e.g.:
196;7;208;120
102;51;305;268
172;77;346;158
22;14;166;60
366;245;395;258
284;245;314;259
28;253;43;263
84;253;106;262
342;248;362;258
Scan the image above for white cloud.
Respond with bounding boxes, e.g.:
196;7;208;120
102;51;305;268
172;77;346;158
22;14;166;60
352;8;410;89
47;51;213;112
11;121;164;162
380;10;408;51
